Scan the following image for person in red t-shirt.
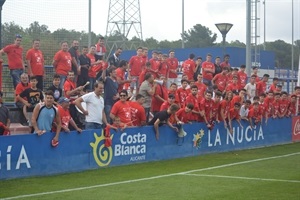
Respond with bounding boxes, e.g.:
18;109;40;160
53;41;72;89
248;102;262;129
211;91;222;123
176;79;190;108
87;46;103;90
185;85;201;122
238;65;247;90
230;89;246;108
95;36;106;60
199;91;214;127
158;54;169;78
251;66;261;83
116;60;132;92
110;90;133;126
176;103;194;124
220;54;230;69
278;91;290;118
128;94;146;126
219;91;233;129
225;75;240;95
26;39;45;91
287;95;297;117
194;73;207;97
129;47;144;95
228;102;243;134
56;97;82;133
151;78;168;115
166;50;179;87
148;50;160;79
212;67;229;94
182;53;196;82
256;74;270;96
15;73;31;106
271;92;281;118
268;77;279;93
0;34;25;89
168;83;180;104
201;53;215;88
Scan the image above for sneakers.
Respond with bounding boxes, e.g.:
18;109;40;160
51;139;59;147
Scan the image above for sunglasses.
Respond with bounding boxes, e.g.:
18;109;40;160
120;94;127;97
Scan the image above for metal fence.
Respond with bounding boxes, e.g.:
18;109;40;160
1;64;55;102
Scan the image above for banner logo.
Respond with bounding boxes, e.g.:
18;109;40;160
293;119;300;136
193;129;205;149
90;131;114;167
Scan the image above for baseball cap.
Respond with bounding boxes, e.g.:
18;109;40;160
58;97;70;104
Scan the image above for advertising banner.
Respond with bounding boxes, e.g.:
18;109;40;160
292;116;300;141
0;118;292;180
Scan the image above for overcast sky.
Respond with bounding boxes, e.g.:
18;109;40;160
2;0;299;44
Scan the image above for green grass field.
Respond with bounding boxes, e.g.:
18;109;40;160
1;143;300;200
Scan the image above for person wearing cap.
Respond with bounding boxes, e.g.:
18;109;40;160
0;91;11;136
0;34;25;89
56;97;82;133
166;50;178;88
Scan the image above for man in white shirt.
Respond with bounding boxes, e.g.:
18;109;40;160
74;82;108;129
244;75;257;103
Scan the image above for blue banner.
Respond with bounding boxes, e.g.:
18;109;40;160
0;118;292;180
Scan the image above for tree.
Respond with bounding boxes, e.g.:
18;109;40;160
25;21;50;39
181;24;217;48
1;22;25;47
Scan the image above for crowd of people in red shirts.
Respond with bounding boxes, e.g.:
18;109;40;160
1;35;299;140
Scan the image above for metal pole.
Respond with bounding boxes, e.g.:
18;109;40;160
0;6;2;49
88;0;91;47
181;0;185;48
291;0;294;89
263;0;266;50
246;0;252;77
222;34;226;56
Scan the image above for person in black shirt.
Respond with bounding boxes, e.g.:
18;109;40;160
47;74;62;103
108;48;122;68
77;46;91;91
148;103;180;140
16;76;44;131
69;40;79;77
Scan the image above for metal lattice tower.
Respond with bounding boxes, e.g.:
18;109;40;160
251;0;261;67
106;0;143;52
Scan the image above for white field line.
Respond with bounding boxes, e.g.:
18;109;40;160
182;173;300;183
1;152;300;200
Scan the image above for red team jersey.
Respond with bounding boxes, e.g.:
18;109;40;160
53;50;72;76
213;73;228;92
167;57;178;78
182;59;196;81
26;48;44;76
111;101;132;125
202;61;215;81
129;55;144;76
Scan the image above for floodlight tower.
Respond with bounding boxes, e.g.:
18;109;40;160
106;0;143;52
